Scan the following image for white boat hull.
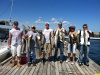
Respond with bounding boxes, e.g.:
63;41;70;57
0;47;11;62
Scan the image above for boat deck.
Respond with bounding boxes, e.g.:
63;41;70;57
0;48;100;75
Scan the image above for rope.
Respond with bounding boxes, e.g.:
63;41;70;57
0;2;12;17
9;0;14;22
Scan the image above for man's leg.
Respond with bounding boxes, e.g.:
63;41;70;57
72;43;76;62
84;46;89;66
60;42;64;62
11;45;16;67
66;43;71;62
43;43;47;61
48;44;51;59
27;46;31;66
17;45;22;67
32;47;36;66
79;45;84;65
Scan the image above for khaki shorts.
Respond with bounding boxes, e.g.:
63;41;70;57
44;43;51;53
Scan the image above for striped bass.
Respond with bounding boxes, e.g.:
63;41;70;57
69;35;73;51
28;35;33;53
50;32;54;49
55;28;65;48
36;35;41;56
77;30;81;47
84;30;88;48
22;39;26;53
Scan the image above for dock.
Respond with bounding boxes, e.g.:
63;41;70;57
0;47;100;75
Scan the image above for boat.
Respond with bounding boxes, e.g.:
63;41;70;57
0;46;11;62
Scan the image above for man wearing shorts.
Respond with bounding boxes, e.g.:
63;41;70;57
42;23;53;61
9;21;24;67
66;26;77;65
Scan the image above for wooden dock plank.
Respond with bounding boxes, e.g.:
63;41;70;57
24;64;33;75
14;64;26;75
28;65;36;75
0;45;100;75
19;64;28;75
55;61;59;75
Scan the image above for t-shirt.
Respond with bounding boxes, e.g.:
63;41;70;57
26;31;39;47
77;30;91;45
68;31;77;43
9;28;23;45
43;29;53;43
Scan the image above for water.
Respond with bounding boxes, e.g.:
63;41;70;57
89;40;100;65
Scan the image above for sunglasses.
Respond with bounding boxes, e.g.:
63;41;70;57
83;27;87;28
58;24;62;25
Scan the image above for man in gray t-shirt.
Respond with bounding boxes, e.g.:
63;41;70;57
25;26;39;66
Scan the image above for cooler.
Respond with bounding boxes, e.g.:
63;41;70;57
21;53;27;64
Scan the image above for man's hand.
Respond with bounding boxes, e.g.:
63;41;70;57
9;45;11;48
22;36;25;39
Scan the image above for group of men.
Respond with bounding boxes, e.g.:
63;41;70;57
9;21;91;67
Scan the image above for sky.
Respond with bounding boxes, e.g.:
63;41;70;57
0;0;100;32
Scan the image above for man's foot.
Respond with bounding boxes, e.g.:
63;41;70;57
60;60;63;63
48;57;50;61
33;63;36;66
86;63;89;66
66;59;70;63
27;63;31;67
17;61;21;67
54;58;57;62
11;61;15;67
71;61;75;65
79;63;82;66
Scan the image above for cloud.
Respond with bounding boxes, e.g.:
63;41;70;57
35;19;48;24
53;21;59;24
35;19;43;23
51;18;56;21
62;21;70;26
39;17;42;18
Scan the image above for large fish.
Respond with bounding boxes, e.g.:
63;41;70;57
77;30;81;47
22;39;26;53
55;29;59;48
36;35;41;56
55;28;65;48
84;30;88;48
50;31;54;49
22;25;26;53
27;35;33;53
69;35;73;51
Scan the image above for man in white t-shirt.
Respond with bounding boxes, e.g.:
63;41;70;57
9;21;24;67
78;24;92;66
42;23;53;61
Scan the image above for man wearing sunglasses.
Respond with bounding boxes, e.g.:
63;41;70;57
78;24;92;66
54;22;67;63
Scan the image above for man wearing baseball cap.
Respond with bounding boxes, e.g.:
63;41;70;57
9;21;24;67
25;26;40;66
42;23;53;61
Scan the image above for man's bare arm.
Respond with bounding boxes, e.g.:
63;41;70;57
9;33;12;48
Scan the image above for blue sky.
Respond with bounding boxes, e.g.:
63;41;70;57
0;0;100;32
